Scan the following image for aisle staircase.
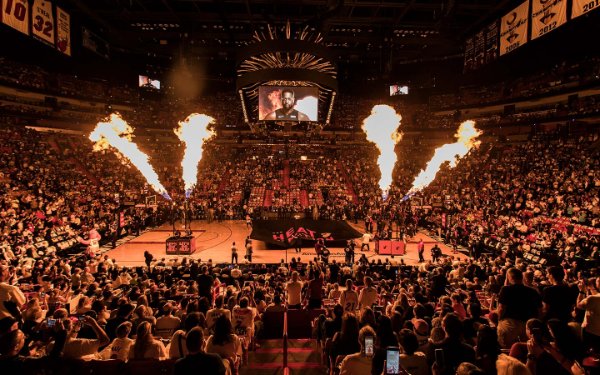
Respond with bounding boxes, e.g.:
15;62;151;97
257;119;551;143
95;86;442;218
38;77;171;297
337;162;359;204
239;312;326;375
282;160;290;189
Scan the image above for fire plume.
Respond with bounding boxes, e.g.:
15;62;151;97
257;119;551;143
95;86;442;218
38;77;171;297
89;113;171;200
361;105;403;198
406;120;482;197
174;113;216;199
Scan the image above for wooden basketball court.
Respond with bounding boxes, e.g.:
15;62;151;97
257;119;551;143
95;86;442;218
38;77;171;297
103;220;467;267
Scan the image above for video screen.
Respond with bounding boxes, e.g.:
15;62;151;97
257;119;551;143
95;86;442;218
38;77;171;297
389;85;409;96
138;75;161;90
259;86;318;122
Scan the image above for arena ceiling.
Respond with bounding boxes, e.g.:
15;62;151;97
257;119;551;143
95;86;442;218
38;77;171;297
65;0;509;78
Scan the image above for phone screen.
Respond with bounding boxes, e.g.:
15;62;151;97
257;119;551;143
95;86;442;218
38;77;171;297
435;348;445;369
46;318;56;327
365;336;374;356
386;347;400;375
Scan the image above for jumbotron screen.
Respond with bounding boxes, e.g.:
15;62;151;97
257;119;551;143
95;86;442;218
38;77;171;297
138;75;161;90
258;86;318;122
389;85;409;96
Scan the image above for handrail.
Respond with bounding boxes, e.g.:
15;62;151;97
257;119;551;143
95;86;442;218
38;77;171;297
283;309;288;369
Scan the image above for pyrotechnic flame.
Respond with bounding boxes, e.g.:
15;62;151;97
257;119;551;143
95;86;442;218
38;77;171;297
89;113;172;200
361;105;403;199
405;120;482;197
174;113;216;199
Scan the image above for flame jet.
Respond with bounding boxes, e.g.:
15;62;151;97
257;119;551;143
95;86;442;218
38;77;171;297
89;113;171;200
174;113;216;199
403;120;482;200
361;105;403;200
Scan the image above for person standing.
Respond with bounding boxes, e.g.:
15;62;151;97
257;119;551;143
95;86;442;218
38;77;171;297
231;242;238;264
144;250;154;271
291;236;302;253
245;242;253;263
577;277;600;352
417;239;425;262
497;268;542;349
361;232;371;252
245;214;252;229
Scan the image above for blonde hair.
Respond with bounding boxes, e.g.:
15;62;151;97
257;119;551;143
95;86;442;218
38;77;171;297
496;354;532;375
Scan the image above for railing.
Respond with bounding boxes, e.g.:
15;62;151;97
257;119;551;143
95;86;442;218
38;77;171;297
283;309;289;370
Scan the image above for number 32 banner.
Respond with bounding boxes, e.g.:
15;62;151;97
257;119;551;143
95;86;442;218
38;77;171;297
1;0;29;35
32;0;54;46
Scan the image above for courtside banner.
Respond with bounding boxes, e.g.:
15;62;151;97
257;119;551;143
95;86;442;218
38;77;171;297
56;6;70;55
31;0;54;46
250;219;362;247
1;0;29;35
531;0;567;40
499;0;529;56
572;0;600;18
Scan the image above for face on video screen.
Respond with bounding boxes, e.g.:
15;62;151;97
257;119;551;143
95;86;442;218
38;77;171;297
259;86;318;121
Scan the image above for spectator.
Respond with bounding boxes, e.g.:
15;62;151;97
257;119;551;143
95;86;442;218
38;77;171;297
128;321;167;360
339;325;376;375
497;268;542;348
286;271;303;309
577;277;600;352
174;327;226;375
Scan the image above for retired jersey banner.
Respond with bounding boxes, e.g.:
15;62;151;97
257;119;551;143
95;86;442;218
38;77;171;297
500;1;530;56
531;0;567;40
572;0;600;18
1;0;29;35
31;0;54;46
56;6;70;55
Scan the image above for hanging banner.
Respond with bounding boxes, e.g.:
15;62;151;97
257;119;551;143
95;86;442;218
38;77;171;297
1;0;29;35
473;30;486;70
572;0;600;19
499;1;530;56
464;36;474;72
531;0;567;40
82;26;110;59
31;0;55;46
55;6;70;55
485;20;499;64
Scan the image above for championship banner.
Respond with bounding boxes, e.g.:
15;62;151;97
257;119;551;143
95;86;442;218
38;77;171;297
531;0;567;40
485;20;499;64
82;26;110;59
31;0;54;46
572;0;600;19
499;1;529;56
473;30;486;70
463;36;474;72
56;6;70;55
250;219;362;247
1;0;29;35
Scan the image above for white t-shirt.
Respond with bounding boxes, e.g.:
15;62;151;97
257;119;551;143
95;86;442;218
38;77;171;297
286;281;303;305
106;337;134;361
340;289;359;313
232;306;256;335
0;282;26;319
582;294;600;336
362;233;371;244
358;287;378;311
